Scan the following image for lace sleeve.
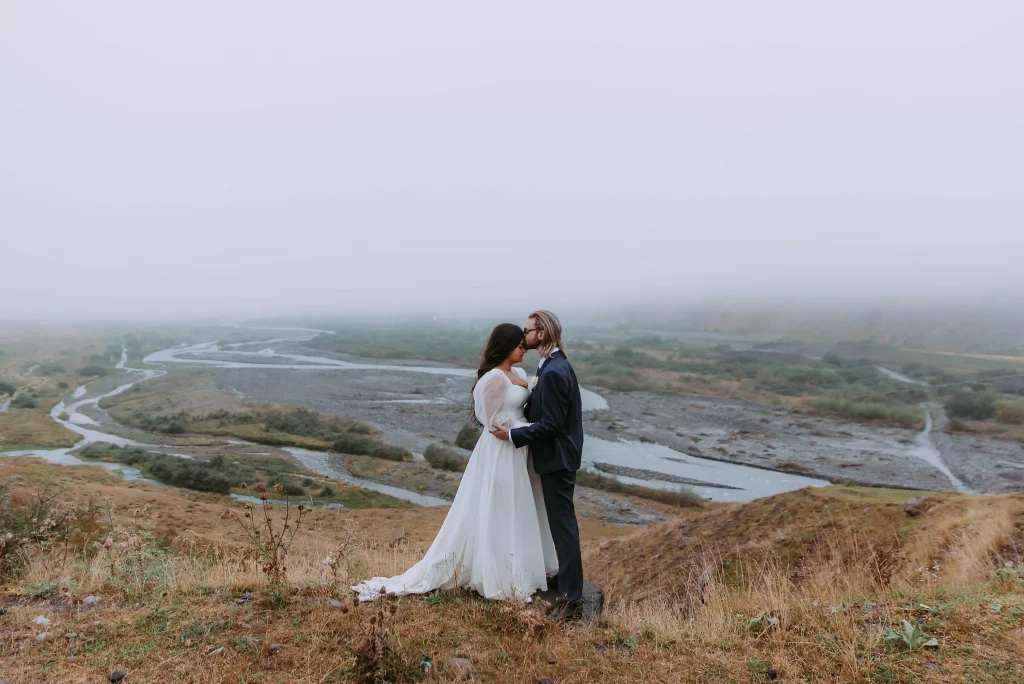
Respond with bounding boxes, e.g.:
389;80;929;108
473;370;509;428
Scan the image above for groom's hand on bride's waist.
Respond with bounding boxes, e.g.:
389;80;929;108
490;423;511;441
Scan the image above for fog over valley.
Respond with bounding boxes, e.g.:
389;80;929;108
2;1;1022;320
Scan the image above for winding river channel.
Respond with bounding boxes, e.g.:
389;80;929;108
3;325;840;505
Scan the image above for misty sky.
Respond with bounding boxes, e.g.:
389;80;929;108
2;1;1022;320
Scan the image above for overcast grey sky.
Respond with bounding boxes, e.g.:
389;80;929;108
2;1;1022;320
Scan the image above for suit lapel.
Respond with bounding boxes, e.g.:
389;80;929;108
531;351;562;421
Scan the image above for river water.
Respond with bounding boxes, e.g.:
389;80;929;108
907;404;971;494
583;436;829;502
2;326;841;505
876;366;932;387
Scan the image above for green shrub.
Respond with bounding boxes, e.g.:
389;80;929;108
132;410;192;435
282;481;307;496
455;424;482;451
946;392;996;421
78;365;109;377
0;380;16;395
265;408;372;441
78;444;232;494
11;394;38;409
371;444;412;462
332;433;377;456
423;444;468;472
148;458;233;493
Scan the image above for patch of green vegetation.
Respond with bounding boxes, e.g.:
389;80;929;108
11;394;39;409
576;468;703;508
369;443;413;462
945;391;998;421
78;444;234;493
810;397;921;429
331;431;380;456
0;380;16;395
77;443;412;508
121;406;373;449
78;365;109;377
124;409;192;435
37;363;67;375
262;408;372;439
455;424;482;451
423;444;467;472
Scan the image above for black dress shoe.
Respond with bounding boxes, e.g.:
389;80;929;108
547;598;584;622
544;595;566;617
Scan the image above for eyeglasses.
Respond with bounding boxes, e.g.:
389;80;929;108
524;327;543;334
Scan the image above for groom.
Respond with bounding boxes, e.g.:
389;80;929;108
491;310;585;620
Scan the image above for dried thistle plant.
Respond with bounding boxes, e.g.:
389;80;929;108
320;517;364;593
352;588;415;683
99;503;166;597
0;478;99;581
228;482;309;603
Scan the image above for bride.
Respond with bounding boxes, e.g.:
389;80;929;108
351;323;558;601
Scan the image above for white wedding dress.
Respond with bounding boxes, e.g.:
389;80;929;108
352;367;558;601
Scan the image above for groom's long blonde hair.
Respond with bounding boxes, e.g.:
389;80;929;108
530;310;566;360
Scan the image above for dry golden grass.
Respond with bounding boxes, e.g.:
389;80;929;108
954;418;1024;444
0;410;82;450
3;460;1024;682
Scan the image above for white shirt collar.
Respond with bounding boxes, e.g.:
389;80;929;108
538;347;560;369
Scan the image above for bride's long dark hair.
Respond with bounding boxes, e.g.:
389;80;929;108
470;323;524;425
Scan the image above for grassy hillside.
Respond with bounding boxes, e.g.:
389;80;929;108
2;459;1023;682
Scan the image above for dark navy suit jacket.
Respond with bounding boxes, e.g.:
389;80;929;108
510;350;583;474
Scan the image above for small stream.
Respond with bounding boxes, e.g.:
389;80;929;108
872;368;969;493
908;404;971;494
877;366;932;387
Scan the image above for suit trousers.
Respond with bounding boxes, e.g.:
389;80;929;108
540;468;584;603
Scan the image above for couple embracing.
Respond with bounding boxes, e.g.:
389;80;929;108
353;310;587;621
